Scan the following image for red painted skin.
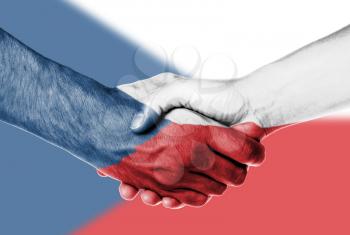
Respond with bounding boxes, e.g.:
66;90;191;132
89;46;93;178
98;122;266;206
76;119;350;235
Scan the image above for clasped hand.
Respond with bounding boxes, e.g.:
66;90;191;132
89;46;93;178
97;73;266;209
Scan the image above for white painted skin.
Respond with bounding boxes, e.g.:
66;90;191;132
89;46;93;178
118;74;226;127
132;25;350;131
117;76;228;209
124;24;350;207
117;75;228;209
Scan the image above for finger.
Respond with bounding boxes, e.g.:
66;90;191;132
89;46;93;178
119;183;139;201
207;126;265;166
130;78;195;133
231;122;266;141
130;106;160;133
195;154;248;186
175;172;227;196
232;122;290;140
140;190;162;206
162;197;185;209
165;189;209;207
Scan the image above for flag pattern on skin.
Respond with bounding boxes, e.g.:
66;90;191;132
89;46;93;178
74;119;350;235
0;2;250;233
95;76;259;204
90;74;228;171
0;1;349;235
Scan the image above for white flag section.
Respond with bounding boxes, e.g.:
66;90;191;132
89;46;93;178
67;0;350;117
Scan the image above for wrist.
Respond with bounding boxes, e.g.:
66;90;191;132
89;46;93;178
233;66;279;128
62;85;131;168
228;78;259;126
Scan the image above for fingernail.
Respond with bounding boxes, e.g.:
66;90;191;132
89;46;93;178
131;113;144;130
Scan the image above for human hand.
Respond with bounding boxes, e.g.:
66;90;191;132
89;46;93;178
118;122;265;209
97;74;265;209
129;73;256;133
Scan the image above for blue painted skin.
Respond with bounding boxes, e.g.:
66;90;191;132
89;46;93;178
0;28;168;169
0;1;174;234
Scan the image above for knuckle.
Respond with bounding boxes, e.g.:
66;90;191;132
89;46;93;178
223;170;236;186
212;183;228;195
243;140;265;165
226;166;247;186
203;180;227;195
233;167;248;186
250;143;266;166
225;176;236;186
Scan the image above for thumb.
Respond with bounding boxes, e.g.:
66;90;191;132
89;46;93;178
130;105;161;133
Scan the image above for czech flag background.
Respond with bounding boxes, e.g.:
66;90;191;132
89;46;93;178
0;1;349;234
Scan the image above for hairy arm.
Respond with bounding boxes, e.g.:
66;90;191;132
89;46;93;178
0;28;266;209
0;28;153;168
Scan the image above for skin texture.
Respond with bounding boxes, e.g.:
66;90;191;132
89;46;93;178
113;73;267;207
117;122;267;207
99;123;265;207
133;25;350;131
128;25;350;207
0;28;265;208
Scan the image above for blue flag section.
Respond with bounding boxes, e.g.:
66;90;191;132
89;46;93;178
0;1;171;234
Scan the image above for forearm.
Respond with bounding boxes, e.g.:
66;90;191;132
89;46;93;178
0;28;145;168
237;25;350;127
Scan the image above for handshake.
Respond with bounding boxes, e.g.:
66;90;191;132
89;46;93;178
1;25;349;210
97;73;270;209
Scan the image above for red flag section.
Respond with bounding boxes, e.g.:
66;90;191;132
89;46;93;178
73;118;350;235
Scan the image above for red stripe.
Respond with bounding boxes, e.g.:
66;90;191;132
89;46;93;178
73;118;350;235
97;123;209;188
